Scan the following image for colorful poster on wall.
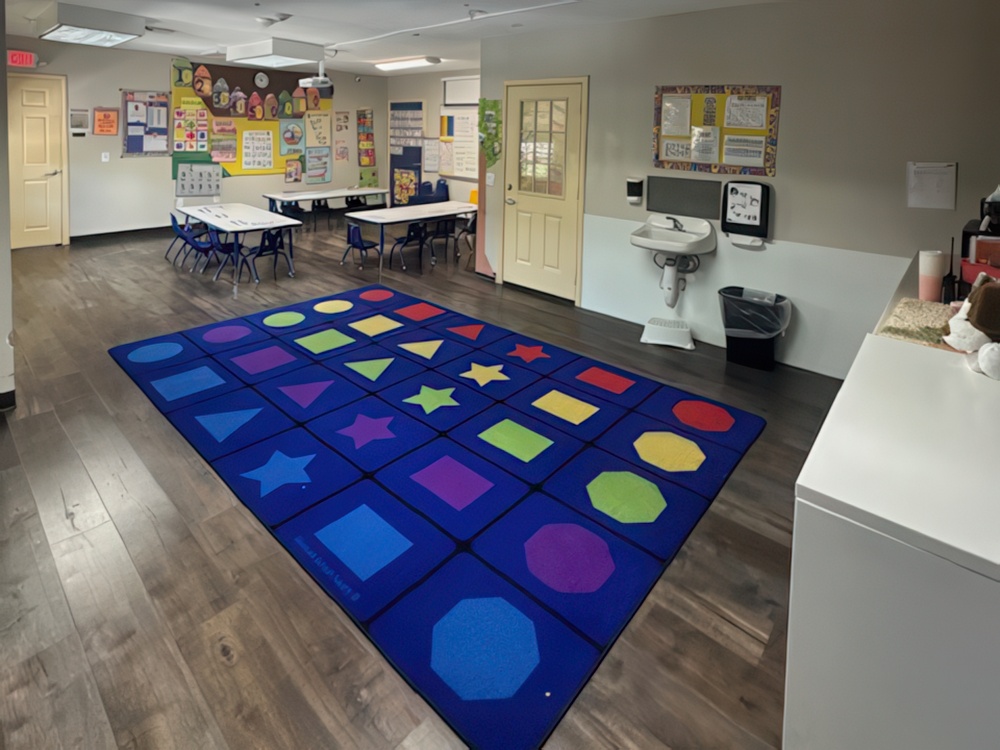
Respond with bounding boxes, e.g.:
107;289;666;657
479;98;502;168
306;147;332;184
279;119;304;156
359;167;378;188
123;90;169;156
357;108;375;166
285;157;303;183
336;111;350;132
93;107;119;136
242;131;274;170
170;57;332;178
393;167;419;204
653;84;781;176
335;140;348;161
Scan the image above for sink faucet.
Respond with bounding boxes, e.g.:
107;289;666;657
664;216;684;231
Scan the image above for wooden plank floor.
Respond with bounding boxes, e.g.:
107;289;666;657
1;226;841;749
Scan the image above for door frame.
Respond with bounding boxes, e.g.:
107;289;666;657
8;73;71;248
499;76;589;306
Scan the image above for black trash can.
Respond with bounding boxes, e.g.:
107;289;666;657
718;286;792;370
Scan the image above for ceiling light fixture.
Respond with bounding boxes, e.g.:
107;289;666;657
374;56;441;72
37;3;144;47
226;38;324;68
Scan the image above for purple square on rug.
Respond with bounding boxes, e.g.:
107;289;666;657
410;455;494;511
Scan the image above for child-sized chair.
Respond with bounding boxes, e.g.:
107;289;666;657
341;223;379;270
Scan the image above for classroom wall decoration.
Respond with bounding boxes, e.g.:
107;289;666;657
653;85;781;177
389;101;424;206
122;90;169;156
357;108;376;167
439;106;478;181
170;57;332;179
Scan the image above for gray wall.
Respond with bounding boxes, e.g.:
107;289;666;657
482;0;1000;258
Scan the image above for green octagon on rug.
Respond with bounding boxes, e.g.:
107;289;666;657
586;470;666;524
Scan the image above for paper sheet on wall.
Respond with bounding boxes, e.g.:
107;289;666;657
660;96;691;137
691;126;719;163
723;135;766;167
725;95;768;129
906;162;956;210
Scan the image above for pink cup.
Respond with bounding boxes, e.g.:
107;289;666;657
918;274;942;302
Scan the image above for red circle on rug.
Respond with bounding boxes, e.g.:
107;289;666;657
672;400;735;432
360;289;394;301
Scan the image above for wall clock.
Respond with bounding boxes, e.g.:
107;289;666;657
254;71;269;88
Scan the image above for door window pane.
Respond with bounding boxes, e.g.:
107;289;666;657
517;98;568;199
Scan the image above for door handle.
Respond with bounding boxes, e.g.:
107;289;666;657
44;169;62;176
505;198;516;205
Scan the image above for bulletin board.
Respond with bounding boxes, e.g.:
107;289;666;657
439;105;478;181
389;101;423;205
122;90;169;156
653;84;781;176
169;57;333;182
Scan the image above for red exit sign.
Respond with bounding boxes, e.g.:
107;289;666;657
7;50;38;69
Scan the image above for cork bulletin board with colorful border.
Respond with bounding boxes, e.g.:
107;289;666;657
170;57;333;181
653;85;780;177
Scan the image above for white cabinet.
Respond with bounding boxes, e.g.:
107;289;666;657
785;334;1000;749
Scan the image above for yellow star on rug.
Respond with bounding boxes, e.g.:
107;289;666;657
461;362;510;388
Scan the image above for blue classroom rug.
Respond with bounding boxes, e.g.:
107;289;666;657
109;284;765;750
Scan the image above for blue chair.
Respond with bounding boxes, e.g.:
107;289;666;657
456;213;477;269
426;218;456;265
167;213;210;267
388;223;427;271
341;223;379;270
433;178;450;201
242;228;295;282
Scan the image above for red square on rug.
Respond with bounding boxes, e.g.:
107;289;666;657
396;302;447;322
576;365;635;395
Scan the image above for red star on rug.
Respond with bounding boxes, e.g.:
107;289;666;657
509;343;550;363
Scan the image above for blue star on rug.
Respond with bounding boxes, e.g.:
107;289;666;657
240;450;316;496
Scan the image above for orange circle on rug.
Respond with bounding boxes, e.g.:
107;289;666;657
314;300;354;314
672;400;735;432
360;289;394;301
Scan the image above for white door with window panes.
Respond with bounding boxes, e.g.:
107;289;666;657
502;80;587;301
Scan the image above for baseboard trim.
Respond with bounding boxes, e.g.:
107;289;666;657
0;389;15;412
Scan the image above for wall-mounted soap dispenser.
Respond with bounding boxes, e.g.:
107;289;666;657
627;177;644;205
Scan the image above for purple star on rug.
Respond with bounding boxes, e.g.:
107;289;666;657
336;414;396;449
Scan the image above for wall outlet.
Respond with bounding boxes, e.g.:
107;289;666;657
101;152;110;162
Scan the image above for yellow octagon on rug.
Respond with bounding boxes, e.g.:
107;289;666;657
634;431;705;473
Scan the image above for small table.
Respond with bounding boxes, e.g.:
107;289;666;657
263;187;389;230
177;203;301;296
345;200;477;283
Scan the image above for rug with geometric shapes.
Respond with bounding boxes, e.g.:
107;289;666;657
109;284;765;750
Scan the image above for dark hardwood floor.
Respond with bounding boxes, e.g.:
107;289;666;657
0;226;841;749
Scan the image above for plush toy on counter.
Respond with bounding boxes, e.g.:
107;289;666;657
943;272;1000;378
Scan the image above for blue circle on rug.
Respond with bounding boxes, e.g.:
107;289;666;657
127;342;184;363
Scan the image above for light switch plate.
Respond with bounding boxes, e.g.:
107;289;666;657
101;152;110;162
485;172;495;187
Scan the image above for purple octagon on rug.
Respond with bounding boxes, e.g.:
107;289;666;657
524;523;615;594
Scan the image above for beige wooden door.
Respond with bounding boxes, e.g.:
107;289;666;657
8;74;68;249
502;79;587;301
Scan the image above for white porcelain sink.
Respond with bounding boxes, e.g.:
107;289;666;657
630;215;716;256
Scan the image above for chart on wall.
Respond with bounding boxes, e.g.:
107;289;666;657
122;91;169;156
439;106;478;181
170;57;333;181
653;84;781;176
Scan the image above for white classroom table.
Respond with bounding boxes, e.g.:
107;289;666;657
263;187;389;228
177;202;301;295
345;200;477;283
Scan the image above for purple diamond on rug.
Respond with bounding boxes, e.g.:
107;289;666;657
202;324;254;344
231;345;297;375
524;523;615;594
279;380;333;409
410;455;494;511
337;414;396;449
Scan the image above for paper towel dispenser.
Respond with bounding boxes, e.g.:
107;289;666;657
722;181;771;241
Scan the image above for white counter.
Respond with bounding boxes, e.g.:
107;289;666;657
785;331;1000;748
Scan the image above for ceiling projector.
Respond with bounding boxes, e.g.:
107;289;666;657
299;74;332;89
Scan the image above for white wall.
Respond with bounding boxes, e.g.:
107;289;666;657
0;7;13;400
386;69;480;203
7;36;390;236
481;0;1000;377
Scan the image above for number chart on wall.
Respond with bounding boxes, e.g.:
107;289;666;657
653;85;781;176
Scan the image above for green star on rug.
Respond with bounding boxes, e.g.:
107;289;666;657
403;385;459;414
461;362;510;387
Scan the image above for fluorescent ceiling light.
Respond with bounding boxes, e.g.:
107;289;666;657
226;38;325;68
374;56;441;72
37;3;144;47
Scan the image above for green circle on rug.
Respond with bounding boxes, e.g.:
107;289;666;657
314;300;354;314
262;311;306;328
